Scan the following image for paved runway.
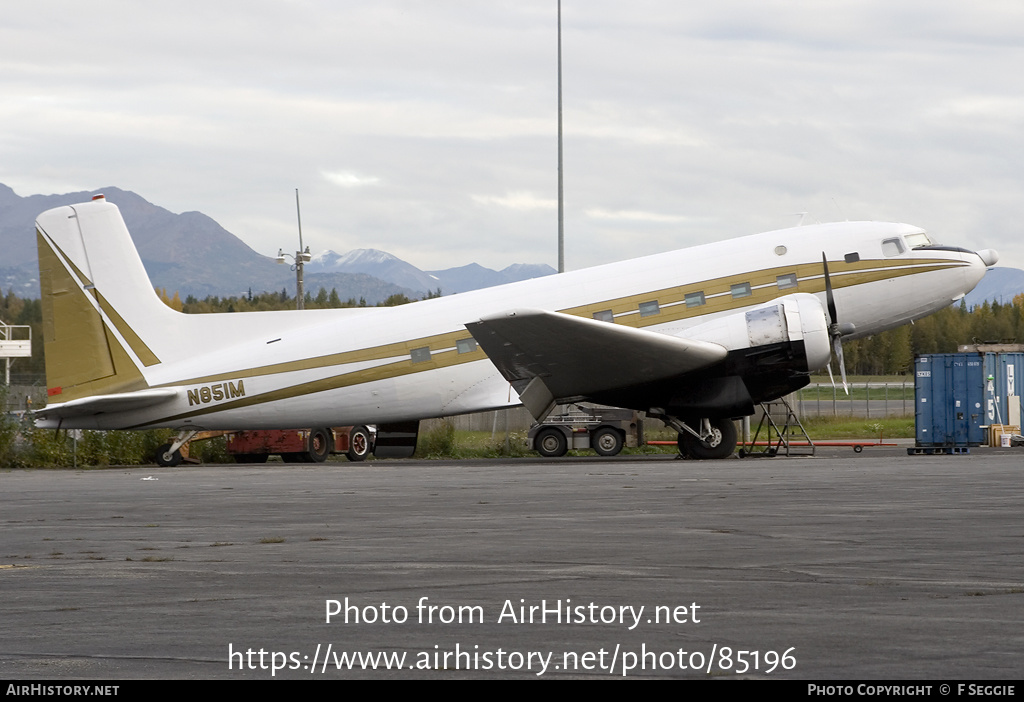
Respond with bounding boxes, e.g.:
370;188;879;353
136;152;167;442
1;448;1022;679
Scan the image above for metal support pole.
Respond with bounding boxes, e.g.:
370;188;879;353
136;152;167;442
557;0;564;273
295;189;305;310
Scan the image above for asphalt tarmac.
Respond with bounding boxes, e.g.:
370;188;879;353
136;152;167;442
1;447;1021;679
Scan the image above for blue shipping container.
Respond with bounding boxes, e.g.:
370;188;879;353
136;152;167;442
915;352;1024;447
914;354;985;447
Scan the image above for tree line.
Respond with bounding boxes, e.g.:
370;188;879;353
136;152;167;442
154;286;441;314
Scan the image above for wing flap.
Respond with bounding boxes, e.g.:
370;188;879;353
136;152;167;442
466;309;727;417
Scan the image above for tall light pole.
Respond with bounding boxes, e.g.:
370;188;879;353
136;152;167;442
276;188;311;310
557;0;564;273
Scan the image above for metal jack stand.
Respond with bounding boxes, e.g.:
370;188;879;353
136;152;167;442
739;398;815;457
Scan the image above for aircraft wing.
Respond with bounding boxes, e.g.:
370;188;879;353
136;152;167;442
466;308;727;418
34;389;180;422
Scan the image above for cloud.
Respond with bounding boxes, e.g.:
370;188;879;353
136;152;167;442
472;192;557;211
585;208;704;224
322;170;381;188
2;2;1022;272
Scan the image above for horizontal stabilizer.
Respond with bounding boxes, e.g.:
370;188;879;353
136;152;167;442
34;388;180;422
466;309;727;416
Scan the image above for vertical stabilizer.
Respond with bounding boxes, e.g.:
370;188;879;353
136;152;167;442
35;196;174;403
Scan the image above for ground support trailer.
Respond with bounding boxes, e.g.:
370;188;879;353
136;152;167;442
528;405;643;457
226;426;375;463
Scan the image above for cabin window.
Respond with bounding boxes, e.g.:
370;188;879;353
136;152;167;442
844;252;860;264
776;273;798;290
731;282;752;299
410;346;432;363
685;291;706;308
882;238;905;256
639;300;660;317
774;245;788;256
592;309;614;323
456;338;477;354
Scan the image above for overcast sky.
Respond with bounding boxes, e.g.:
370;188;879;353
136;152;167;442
3;1;1023;273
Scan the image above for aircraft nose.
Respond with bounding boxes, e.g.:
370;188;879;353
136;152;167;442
976;248;999;267
959;247;995;297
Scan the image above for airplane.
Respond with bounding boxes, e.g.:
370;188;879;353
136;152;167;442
32;194;997;462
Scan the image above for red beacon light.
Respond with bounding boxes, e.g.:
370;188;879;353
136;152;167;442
92;194;105;201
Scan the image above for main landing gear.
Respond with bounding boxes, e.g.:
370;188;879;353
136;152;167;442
652;413;738;460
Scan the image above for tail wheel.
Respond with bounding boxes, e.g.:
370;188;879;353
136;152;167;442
346;426;371;462
306;428;332;463
677;418;737;460
535;427;568;457
155;443;183;467
592;426;624;456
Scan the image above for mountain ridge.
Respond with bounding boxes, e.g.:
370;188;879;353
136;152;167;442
963;267;1024;309
0;184;554;301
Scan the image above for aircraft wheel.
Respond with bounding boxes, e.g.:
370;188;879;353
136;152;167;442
346;425;371;462
155;443;183;467
535;427;568;458
592;427;624;456
306;428;332;463
678;419;737;460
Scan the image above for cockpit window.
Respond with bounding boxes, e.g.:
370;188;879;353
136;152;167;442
881;238;905;257
904;232;932;249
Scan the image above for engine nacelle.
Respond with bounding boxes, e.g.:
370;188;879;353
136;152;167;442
681;293;832;373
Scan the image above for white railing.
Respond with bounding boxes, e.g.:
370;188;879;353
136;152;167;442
0;321;32;358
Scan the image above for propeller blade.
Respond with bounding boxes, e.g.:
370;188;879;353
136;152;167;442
834;336;849;395
822;252;849;394
822;252;838;325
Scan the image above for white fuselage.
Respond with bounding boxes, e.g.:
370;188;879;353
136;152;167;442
35;200;989;431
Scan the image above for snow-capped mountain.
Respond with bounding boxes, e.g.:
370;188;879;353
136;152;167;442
307;248;442;293
308;248;556;295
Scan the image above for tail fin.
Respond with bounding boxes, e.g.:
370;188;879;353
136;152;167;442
35;195;174;403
